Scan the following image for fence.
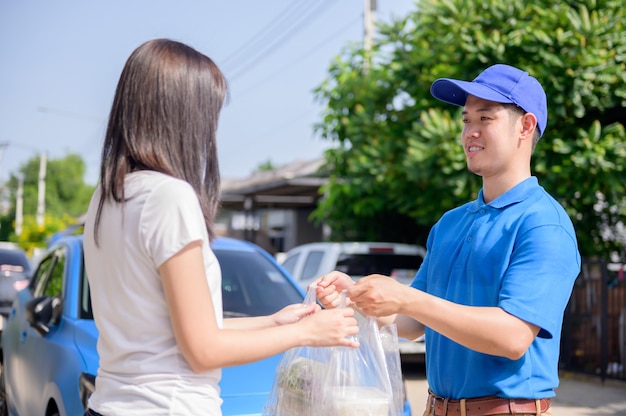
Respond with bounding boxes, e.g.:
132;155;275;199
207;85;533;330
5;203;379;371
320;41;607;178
560;259;626;381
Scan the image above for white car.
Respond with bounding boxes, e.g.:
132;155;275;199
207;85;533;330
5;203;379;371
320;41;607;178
280;241;427;359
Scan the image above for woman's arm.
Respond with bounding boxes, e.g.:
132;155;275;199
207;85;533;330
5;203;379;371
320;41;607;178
160;242;359;373
223;303;319;330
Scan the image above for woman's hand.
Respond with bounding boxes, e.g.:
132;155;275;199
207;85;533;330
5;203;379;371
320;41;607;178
298;307;359;348
271;302;320;326
311;271;355;309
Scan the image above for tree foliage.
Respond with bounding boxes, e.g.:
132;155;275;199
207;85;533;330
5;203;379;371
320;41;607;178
313;0;626;258
9;214;78;256
0;153;95;247
255;159;277;172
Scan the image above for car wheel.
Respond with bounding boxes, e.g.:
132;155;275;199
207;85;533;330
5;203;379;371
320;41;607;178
0;361;8;416
46;403;60;416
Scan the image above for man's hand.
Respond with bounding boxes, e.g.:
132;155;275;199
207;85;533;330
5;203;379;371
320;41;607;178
348;274;407;317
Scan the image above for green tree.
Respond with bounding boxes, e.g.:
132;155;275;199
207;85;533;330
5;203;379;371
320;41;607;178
10;214;78;256
313;0;626;258
255;159;277;172
0;153;95;246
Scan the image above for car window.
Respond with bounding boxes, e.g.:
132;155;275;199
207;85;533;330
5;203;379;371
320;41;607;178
44;249;66;298
31;256;56;295
33;247;66;298
216;249;303;318
81;259;93;319
335;253;424;278
280;253;299;274
301;250;324;281
78;247;304;321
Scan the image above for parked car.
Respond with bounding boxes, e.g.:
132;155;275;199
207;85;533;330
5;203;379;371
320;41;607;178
0;244;32;321
281;241;427;359
0;236;412;416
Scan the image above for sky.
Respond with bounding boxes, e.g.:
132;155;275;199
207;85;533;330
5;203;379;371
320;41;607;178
0;0;415;186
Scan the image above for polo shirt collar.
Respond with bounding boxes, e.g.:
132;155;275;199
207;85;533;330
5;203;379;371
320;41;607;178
468;176;538;212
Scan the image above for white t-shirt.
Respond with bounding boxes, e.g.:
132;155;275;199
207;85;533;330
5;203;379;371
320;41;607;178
83;171;223;415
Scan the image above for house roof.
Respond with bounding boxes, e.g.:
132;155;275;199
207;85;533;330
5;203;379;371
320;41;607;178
219;158;327;210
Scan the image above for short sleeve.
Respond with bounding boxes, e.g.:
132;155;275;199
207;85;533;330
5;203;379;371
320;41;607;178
411;222;438;291
140;178;208;268
499;224;580;338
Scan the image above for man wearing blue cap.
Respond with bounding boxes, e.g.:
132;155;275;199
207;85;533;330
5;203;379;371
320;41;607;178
315;64;581;415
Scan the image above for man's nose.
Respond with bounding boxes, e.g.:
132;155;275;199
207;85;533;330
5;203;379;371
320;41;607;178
463;126;480;140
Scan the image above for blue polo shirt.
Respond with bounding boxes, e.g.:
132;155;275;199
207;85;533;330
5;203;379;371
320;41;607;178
411;177;580;399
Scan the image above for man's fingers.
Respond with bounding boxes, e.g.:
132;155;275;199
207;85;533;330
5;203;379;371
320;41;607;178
347;284;366;300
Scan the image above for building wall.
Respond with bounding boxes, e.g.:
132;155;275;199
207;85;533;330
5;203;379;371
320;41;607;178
217;207;324;256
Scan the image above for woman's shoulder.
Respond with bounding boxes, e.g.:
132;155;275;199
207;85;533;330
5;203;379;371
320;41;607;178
127;171;195;197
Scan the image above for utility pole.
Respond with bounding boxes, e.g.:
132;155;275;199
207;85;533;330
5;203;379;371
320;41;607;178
36;152;46;227
16;174;23;236
363;0;377;71
0;141;49;232
0;142;9;215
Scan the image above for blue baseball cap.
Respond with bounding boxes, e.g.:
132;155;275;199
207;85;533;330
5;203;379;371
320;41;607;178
430;64;548;137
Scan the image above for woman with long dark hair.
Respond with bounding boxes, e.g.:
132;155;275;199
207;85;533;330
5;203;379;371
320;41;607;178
83;38;358;415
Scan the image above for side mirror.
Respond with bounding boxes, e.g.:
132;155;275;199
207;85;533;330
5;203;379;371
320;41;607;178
25;296;63;336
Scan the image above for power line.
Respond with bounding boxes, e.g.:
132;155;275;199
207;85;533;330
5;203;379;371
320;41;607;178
222;0;338;82
220;2;313;67
234;15;361;99
37;106;103;124
225;9;363;155
219;2;366;160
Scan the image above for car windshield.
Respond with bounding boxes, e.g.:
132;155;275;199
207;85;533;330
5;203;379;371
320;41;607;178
81;247;303;320
335;253;423;278
215;248;303;318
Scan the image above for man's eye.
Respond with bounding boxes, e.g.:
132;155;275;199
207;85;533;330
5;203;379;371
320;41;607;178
462;119;469;124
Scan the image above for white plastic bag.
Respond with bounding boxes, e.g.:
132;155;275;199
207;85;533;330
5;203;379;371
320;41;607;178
263;289;404;416
263;287;331;416
379;322;405;416
315;291;397;416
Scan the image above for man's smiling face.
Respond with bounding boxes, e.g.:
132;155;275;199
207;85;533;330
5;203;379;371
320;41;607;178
461;95;524;179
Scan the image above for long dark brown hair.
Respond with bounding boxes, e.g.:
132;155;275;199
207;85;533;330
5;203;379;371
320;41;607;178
93;38;228;244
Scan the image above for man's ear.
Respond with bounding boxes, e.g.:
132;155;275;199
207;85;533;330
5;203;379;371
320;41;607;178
520;112;538;140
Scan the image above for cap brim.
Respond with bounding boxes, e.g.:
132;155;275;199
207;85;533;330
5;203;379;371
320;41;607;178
430;78;516;107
